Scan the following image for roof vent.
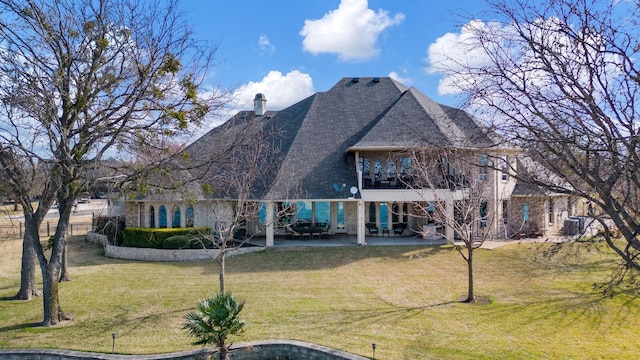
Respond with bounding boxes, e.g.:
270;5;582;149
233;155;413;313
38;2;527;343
253;93;267;116
351;77;359;83
373;77;380;83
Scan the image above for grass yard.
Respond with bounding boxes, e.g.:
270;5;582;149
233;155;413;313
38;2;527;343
0;236;639;359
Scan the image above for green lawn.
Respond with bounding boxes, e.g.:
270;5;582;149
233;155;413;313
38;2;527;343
0;237;638;359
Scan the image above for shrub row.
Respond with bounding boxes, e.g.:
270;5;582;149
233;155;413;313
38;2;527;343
122;227;210;249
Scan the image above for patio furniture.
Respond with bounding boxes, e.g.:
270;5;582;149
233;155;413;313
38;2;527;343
393;223;407;236
366;222;379;236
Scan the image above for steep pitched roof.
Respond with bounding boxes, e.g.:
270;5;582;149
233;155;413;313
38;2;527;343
184;77;507;201
348;87;506;151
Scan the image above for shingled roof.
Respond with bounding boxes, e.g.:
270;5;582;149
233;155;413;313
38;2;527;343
184;77;506;200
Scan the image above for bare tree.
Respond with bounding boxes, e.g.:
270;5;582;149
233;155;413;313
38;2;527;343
408;149;502;302
0;0;225;325
183;113;295;294
428;0;640;282
0;146;56;300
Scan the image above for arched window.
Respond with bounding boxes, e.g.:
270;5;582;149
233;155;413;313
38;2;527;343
380;203;388;230
402;203;408;223
392;203;399;223
159;205;167;228
149;206;155;228
186;206;194;227
172;206;181;228
368;202;376;223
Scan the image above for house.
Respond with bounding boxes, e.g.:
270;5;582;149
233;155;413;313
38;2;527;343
123;77;576;245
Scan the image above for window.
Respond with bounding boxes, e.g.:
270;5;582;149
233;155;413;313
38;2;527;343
386;159;396;179
296;201;312;222
399;157;412;176
149;206;155;228
380;202;389;230
172;206;181;228
427;202;435;224
186;206;194;227
159;205;167;228
336;202;345;230
501;155;509;181
359;157;370;175
374;160;382;177
368;202;376;223
502;200;508;225
392;203;400;223
479;154;489;181
315;202;331;224
402;203;408;223
479;201;488;228
548;200;554;224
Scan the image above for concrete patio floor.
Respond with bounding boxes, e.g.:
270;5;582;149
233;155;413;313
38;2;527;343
246;234;572;249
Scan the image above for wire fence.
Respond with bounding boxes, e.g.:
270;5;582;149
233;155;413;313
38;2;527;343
0;218;96;241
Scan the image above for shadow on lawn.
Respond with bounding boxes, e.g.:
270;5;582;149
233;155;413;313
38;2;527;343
222;245;452;274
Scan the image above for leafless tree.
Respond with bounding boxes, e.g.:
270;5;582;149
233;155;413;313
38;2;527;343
408;149;501;302
182;113;296;294
0;0;226;325
428;0;640;283
0;145;55;300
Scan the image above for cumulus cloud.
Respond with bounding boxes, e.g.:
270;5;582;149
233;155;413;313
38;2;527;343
231;70;315;111
258;34;276;55
300;0;404;62
388;71;413;86
425;20;497;96
196;70;315;136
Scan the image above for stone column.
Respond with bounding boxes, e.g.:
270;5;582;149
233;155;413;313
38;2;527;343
266;201;274;247
445;200;455;241
357;200;365;245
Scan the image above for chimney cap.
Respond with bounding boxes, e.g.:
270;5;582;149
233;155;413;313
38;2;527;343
254;93;267;100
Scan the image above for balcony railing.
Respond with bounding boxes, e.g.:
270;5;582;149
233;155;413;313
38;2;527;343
362;174;470;190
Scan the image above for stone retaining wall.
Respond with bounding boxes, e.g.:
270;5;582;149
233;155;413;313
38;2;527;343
0;340;369;360
104;243;263;262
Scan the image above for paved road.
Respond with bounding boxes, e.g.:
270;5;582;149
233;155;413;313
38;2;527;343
2;199;109;220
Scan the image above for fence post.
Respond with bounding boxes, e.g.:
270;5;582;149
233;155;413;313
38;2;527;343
20;222;23;238
47;222;50;237
71;224;73;236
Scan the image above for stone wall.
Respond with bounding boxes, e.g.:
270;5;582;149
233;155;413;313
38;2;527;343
0;340;369;360
104;243;263;262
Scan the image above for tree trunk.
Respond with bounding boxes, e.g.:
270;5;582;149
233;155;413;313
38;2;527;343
466;247;475;303
59;245;70;282
219;252;226;294
13;222;41;300
40;261;65;326
39;198;73;326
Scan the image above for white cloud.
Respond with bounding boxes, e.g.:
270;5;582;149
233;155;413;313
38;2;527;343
388;71;413;86
300;0;404;62
425;20;497;96
231;70;315;111
258;34;275;55
196;70;315;136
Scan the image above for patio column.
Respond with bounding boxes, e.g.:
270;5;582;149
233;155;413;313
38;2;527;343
445;200;455;241
266;201;274;247
357;200;365;245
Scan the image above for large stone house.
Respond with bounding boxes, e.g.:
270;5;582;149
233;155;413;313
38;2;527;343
123;77;576;245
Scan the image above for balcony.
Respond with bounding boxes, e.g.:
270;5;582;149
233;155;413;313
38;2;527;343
362;174;470;190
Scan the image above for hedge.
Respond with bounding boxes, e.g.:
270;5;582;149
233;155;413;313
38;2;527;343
162;234;215;249
122;227;210;248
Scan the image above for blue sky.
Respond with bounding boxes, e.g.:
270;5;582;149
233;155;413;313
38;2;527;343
178;0;488;122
